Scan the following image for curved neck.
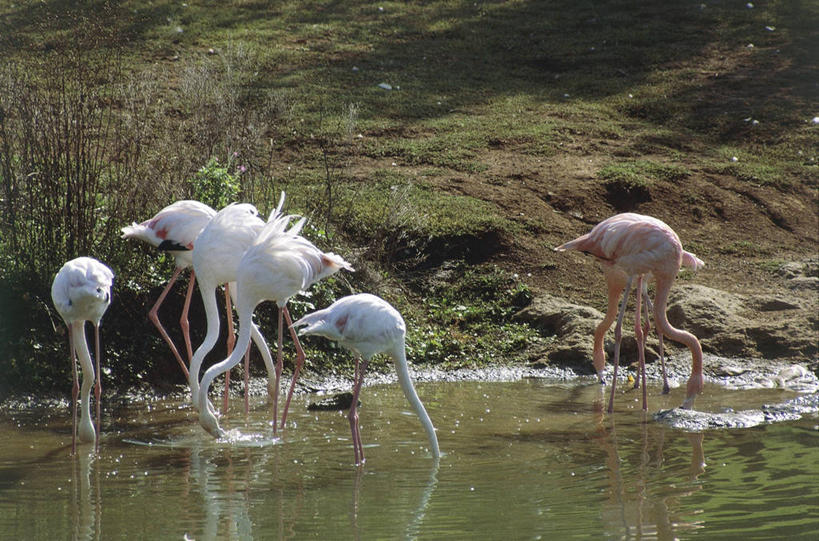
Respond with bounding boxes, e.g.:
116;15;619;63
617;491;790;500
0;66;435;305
391;340;440;458
653;277;702;376
71;323;96;443
199;305;254;413
189;282;221;402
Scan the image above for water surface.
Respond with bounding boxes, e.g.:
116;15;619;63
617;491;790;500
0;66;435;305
1;379;817;539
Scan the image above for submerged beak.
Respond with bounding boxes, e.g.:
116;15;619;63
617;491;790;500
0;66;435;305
680;395;696;410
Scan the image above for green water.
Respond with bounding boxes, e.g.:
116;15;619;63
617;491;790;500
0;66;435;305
1;379;817;539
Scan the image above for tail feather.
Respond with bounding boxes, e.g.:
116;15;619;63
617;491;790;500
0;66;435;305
120;222;142;239
288;216;307;237
553;237;584;252
554;233;600;257
267;191;286;221
322;252;354;273
682;251;704;271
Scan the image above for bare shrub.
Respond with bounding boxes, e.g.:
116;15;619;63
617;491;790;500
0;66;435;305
0;49;141;283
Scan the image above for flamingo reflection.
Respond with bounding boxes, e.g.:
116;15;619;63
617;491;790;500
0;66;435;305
71;449;101;541
590;389;705;538
350;457;440;540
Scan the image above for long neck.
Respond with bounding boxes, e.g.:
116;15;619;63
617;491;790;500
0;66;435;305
189;281;221;406
391;340;440;458
653;277;702;377
199;304;254;413
71;323;96;443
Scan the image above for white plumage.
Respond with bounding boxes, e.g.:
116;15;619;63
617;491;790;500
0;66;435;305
198;211;353;437
51;256;114;453
292;293;440;465
121;200;216;269
188;199;283;414
121;200;217;377
292;293;404;360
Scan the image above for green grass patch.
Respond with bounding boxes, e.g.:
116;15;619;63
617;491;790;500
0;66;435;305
719;240;772;257
598;159;690;196
758;259;788;274
406;264;538;367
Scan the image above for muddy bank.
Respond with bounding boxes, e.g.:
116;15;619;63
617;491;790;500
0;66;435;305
655;393;819;431
515;257;818;372
3;353;816;432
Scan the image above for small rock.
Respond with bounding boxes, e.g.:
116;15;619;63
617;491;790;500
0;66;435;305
377;82;392;90
756;297;801;311
715;364;747;377
775;365;808;385
307;392;358;411
787;276;819;290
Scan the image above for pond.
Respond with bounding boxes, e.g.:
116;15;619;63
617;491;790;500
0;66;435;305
1;377;817;539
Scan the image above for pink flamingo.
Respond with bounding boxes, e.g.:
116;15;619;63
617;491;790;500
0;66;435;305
292;293;440;465
121;200;217;378
51;257;114;453
555;213;705;413
197;212;353;437
596;267;669;394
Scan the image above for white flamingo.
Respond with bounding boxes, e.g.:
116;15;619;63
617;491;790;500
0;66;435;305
198;212;353;437
292;294;440;465
51;257;114;453
188;196;286;415
121;200;217;378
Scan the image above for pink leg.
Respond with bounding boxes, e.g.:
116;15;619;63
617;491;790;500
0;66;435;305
657;332;668;393
355;362;367;462
607;276;633;414
633;276;647;411
223;284;235;414
272;306;284;434
642;291;669;394
635;286;648;390
243;346;251;415
94;323;102;452
68;323;78;455
148;267;189;378
633;292;645;389
594;268;627;383
280;306;307;429
348;357;368;465
180;269;197;364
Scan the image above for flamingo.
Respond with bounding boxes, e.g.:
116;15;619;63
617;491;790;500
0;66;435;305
555;213;705;413
597;267;669;394
197;212;353;437
121;200;217;378
291;293;440;465
188;197;286;415
51;257;114;454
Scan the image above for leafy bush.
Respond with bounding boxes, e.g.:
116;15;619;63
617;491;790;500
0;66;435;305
189;157;241;210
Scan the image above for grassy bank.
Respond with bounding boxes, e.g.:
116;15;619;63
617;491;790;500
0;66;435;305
1;0;816;397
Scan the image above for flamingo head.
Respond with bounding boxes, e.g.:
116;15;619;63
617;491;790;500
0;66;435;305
681;373;704;410
199;404;225;438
